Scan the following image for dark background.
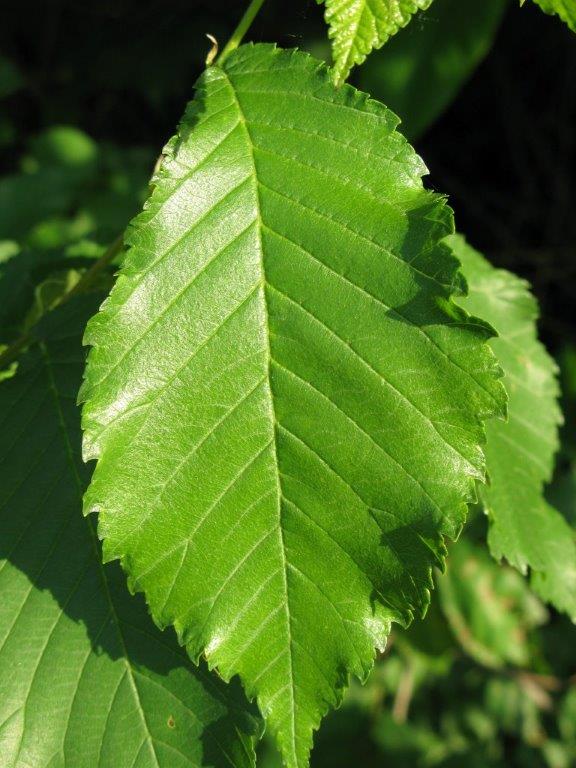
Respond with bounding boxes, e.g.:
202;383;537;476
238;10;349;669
1;0;574;354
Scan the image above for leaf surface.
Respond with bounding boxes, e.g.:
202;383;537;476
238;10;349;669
0;297;259;768
451;234;576;619
317;0;434;84
81;45;505;768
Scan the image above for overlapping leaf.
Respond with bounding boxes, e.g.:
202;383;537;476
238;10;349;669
317;0;434;84
451;235;576;619
0;297;259;768
81;45;505;768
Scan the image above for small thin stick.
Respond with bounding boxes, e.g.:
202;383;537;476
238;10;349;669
205;34;219;66
392;662;415;724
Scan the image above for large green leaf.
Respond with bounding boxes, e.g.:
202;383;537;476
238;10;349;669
317;0;434;85
527;0;576;32
359;0;508;140
0;297;259;767
451;235;576;619
81;45;505;768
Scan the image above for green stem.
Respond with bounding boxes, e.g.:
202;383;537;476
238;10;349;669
0;233;124;371
217;0;268;65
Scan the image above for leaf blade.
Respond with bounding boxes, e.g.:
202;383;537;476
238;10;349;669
82;45;505;768
318;0;434;84
451;234;576;620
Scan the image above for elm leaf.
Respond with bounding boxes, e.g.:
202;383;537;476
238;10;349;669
81;46;505;768
317;0;434;84
452;234;576;620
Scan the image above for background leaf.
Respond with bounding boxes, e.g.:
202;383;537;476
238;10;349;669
0;297;260;768
81;45;505;768
437;539;547;669
451;234;576;619
317;0;434;84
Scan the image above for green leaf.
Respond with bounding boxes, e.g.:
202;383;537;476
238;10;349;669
528;0;576;32
437;539;546;669
317;0;434;85
358;0;508;140
451;234;576;619
0;297;259;768
81;45;505;768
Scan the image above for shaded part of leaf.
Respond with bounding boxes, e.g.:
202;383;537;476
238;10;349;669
451;233;576;620
0;296;260;768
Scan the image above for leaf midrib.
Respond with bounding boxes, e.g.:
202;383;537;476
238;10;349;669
218;66;300;767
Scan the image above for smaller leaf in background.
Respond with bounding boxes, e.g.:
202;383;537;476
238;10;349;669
21;269;83;330
451;234;576;620
556;343;576;461
0;248;58;341
27;125;98;177
317;0;434;84
527;0;576;32
359;0;508;140
437;539;547;669
558;686;576;756
484;677;546;746
0;245;105;344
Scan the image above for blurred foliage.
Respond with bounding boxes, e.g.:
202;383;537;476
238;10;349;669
0;124;152;341
1;1;575;766
259;531;576;768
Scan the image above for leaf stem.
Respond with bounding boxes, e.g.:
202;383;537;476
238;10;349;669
0;233;124;370
216;0;267;65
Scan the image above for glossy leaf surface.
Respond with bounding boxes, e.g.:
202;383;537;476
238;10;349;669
81;46;505;768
